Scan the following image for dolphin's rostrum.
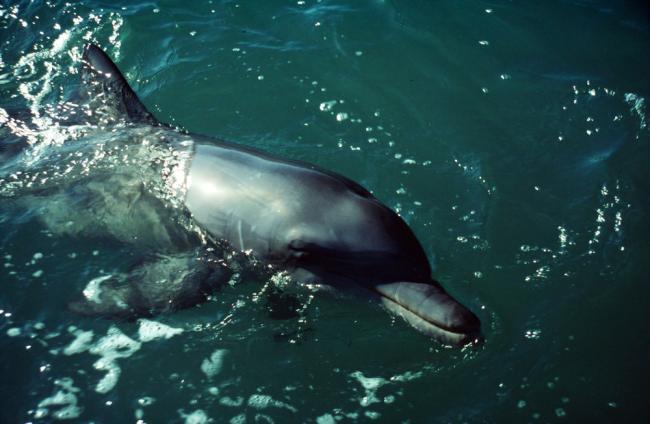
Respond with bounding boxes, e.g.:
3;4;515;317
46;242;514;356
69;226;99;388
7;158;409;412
9;44;483;346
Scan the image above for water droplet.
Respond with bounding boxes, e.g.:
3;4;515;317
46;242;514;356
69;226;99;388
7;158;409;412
319;100;336;112
524;329;542;339
335;112;348;122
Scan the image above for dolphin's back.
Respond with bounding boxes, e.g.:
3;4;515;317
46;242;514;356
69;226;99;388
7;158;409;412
185;141;431;284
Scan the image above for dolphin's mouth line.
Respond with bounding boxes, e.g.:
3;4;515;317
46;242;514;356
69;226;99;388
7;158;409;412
375;290;469;336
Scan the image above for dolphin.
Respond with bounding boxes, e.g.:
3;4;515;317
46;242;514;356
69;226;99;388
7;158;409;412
2;44;482;346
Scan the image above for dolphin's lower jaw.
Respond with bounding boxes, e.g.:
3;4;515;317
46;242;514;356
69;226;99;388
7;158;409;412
375;282;482;346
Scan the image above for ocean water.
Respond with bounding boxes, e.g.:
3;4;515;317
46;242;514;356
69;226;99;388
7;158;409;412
1;0;649;422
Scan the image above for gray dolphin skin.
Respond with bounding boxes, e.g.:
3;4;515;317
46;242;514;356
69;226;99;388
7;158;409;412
10;44;482;346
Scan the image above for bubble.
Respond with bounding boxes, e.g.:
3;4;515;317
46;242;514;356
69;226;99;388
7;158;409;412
138;396;156;406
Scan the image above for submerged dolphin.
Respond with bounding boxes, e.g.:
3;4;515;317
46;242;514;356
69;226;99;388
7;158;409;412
4;44;482;345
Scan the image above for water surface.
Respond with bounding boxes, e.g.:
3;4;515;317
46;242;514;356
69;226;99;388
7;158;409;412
1;1;649;422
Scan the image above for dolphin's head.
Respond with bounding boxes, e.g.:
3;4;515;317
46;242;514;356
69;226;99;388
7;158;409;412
375;281;482;346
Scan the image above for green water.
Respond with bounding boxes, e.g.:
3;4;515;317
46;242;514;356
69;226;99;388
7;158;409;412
1;0;649;422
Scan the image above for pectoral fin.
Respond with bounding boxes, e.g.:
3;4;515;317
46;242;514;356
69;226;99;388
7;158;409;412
69;250;231;319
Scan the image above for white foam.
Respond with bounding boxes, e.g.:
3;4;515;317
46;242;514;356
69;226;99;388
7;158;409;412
182;409;209;424
51;30;71;55
89;326;141;359
316;414;336;424
254;413;274;423
37;378;82;420
624;92;647;129
248;394;297;412
6;327;21;337
138;319;183;342
87;326;141;393
389;370;423;382
351;371;387;391
38;390;76;407
350;371;389;407
51;404;83;420
201;349;227;378
82;275;113;304
219;396;244;407
93;357;122;394
247;394;273;409
63;329;93;355
229;413;246;424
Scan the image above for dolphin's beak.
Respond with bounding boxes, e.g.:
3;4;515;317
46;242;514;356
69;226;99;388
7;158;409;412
375;281;482;346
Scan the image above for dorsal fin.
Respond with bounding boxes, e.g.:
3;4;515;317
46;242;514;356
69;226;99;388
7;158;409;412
81;44;159;125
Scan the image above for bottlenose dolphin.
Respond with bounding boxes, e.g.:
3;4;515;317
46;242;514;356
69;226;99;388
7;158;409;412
1;44;481;346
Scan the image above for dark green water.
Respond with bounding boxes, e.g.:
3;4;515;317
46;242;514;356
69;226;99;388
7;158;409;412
1;1;649;422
